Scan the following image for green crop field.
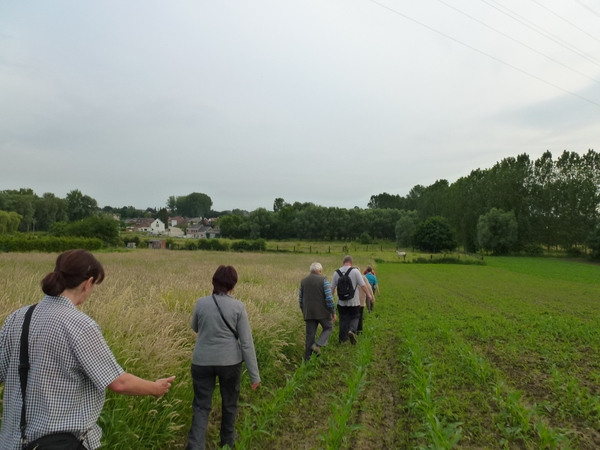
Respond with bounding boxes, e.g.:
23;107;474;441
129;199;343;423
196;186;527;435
1;251;599;449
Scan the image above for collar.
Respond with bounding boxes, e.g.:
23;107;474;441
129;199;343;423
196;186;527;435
42;295;77;308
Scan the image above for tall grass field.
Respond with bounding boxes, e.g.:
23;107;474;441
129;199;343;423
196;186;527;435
1;251;599;449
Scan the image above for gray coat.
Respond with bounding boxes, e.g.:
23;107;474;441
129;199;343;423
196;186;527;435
190;294;260;383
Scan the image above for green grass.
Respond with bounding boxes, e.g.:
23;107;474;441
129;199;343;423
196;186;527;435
2;253;599;449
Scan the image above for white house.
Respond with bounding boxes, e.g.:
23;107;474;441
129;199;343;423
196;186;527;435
149;219;165;234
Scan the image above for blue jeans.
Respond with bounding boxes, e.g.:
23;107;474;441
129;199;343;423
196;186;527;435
187;363;242;450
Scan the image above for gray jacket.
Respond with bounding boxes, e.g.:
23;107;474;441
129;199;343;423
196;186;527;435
190;294;260;383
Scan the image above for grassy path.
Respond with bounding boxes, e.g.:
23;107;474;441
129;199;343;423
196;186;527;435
195;257;600;449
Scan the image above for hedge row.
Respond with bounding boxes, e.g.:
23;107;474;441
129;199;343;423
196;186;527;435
172;238;231;252
167;239;267;252
231;239;266;252
0;236;104;253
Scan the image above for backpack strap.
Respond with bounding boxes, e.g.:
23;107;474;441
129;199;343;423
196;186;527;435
19;304;38;446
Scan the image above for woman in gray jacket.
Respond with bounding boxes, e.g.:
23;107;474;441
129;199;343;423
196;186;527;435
186;265;260;450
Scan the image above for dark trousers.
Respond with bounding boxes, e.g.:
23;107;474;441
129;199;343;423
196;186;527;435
187;363;242;450
305;317;333;360
337;305;361;342
357;306;365;334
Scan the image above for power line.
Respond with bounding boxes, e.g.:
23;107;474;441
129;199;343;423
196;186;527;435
481;0;600;68
367;0;600;108
572;0;600;20
529;0;600;44
434;0;600;85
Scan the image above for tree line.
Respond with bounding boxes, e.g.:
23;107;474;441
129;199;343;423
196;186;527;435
218;150;599;255
0;190;214;233
368;150;600;253
2;150;599;256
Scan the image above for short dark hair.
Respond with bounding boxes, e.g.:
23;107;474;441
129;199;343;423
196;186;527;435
41;249;105;297
366;267;373;273
212;265;238;295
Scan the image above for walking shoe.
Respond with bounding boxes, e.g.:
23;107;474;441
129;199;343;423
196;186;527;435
311;343;321;355
348;331;357;345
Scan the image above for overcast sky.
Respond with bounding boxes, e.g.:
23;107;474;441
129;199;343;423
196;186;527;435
1;0;599;212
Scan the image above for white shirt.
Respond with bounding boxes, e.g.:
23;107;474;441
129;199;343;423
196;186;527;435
331;266;365;307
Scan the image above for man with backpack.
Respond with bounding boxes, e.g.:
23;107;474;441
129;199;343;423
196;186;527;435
331;255;374;344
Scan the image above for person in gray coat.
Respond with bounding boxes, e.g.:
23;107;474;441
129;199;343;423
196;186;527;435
299;262;336;361
187;265;260;450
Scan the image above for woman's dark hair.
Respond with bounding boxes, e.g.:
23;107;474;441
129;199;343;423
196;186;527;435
41;249;105;297
212;265;238;295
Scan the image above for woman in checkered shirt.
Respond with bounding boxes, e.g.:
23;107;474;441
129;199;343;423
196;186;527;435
0;249;175;450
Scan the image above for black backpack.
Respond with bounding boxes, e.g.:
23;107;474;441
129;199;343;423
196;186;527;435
336;267;356;301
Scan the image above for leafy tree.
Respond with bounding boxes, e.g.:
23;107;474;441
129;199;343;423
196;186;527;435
395;210;419;247
553;151;599;249
529;151;558;251
156;208;169;225
0;189;37;231
359;232;373;244
367;192;408;209
477;208;518;254
273;205;295;239
588;225;600;260
415;179;450;220
118;206;144;219
0;210;22;233
66;189;98;222
273;198;288;212
50;216;120;246
167;196;177;213
174;193;212;218
35;193;68;231
247;208;275;239
412;216;456;253
219;215;246;239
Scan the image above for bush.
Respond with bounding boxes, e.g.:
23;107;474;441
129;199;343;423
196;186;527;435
411;256;485;265
184;240;198;250
359;232;373;245
477;208;518;255
50;216;120;246
588;227;600;260
0;235;103;253
197;238;230;251
231;239;267;252
412;216;457;253
523;244;544;256
566;247;583;257
122;235;141;247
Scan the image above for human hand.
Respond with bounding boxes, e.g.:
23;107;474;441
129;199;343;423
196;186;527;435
251;382;260;390
154;376;176;398
332;313;337;323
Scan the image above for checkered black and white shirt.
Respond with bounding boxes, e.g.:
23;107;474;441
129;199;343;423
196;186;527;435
0;295;124;450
